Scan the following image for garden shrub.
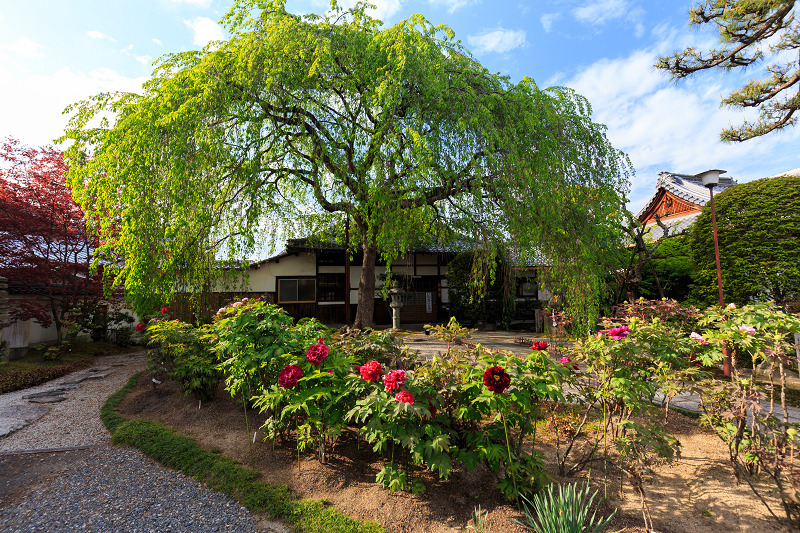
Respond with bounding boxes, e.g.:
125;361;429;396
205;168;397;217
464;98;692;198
0;360;90;394
145;319;222;401
213;298;330;402
693;302;800;526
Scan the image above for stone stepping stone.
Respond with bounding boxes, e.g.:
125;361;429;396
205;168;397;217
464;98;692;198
22;390;65;399
83;372;112;381
61;375;90;385
27;395;67;404
0;404;50;438
0;418;27;438
86;366;111;373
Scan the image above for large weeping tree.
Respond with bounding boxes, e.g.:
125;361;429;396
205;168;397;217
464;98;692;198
62;0;630;329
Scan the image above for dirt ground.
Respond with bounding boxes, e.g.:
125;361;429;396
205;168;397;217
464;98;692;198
118;374;790;533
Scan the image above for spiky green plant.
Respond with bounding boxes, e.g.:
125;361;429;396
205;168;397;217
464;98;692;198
512;482;615;533
465;505;492;533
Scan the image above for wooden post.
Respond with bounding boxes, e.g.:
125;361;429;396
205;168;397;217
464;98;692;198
0;277;9;362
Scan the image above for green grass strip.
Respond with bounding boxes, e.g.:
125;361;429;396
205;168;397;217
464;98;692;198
102;374;388;533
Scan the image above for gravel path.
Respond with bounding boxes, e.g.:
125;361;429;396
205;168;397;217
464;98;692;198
0;352;147;452
0;351;274;533
0;447;267;533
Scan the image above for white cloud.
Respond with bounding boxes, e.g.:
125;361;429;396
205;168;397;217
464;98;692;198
428;0;480;14
0;37;44;58
169;0;212;7
136;55;152;65
323;0;404;21
573;0;628;25
87;30;116;42
184;16;224;47
0;56;146;148
561;36;800;212
540;13;560;33
466;27;526;55
153;38;163;46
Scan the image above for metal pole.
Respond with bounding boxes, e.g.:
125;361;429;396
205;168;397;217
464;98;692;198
708;187;732;376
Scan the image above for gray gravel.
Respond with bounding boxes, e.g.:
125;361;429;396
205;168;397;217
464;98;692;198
0;353;277;533
0;446;267;533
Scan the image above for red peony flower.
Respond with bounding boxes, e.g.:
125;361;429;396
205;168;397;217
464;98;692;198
382;369;406;392
360;360;383;381
395;390;414;404
305;337;329;365
136;323;146;332
278;364;303;389
531;341;548;351
483;365;511;394
161;307;169;314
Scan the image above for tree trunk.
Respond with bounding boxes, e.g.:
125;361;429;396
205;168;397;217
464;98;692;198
353;233;377;329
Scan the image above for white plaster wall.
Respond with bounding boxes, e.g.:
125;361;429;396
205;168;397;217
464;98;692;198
248;253;317;292
2;296;60;347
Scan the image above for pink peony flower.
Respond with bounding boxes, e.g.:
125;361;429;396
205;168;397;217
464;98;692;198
395;390;414;404
606;325;630;340
232;301;243;308
382;369;406;392
727;303;736;309
739;325;756;335
217;308;225;315
531;341;548;351
690;332;709;345
305;337;329;365
278;364;303;389
360;361;383;381
560;356;579;370
242;297;249;302
483;366;511;394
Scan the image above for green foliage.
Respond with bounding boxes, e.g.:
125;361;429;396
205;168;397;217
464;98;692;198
213;298;329;400
512;482;616;533
146;319;222;401
465;505;492;533
101;373;140;434
62;0;630;330
688;175;800;308
656;1;800;141
638;236;695;302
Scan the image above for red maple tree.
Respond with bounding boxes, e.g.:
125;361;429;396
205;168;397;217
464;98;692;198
0;138;105;342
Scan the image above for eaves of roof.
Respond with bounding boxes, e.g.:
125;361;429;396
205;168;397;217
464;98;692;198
636;171;738;221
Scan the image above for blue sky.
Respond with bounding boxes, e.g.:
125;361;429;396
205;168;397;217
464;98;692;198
0;0;798;216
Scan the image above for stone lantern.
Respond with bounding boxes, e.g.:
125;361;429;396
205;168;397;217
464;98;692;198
388;280;404;331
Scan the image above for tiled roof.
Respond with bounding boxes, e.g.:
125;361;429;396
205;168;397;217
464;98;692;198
636;171;738;221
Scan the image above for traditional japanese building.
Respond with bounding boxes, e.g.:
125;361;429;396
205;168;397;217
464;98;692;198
636;171;738;240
